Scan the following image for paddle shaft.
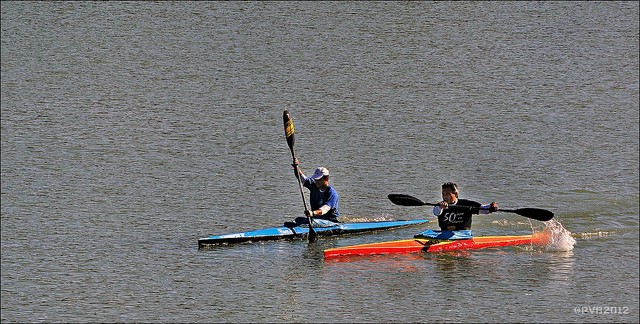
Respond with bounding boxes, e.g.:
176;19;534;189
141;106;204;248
290;148;310;213
283;110;317;242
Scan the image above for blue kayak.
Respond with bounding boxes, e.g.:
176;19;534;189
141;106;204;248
198;219;428;247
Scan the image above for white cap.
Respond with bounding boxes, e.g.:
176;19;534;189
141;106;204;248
311;167;329;180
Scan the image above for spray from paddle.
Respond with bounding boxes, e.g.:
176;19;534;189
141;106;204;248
532;219;576;252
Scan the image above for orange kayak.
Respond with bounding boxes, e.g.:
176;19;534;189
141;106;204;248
324;233;548;259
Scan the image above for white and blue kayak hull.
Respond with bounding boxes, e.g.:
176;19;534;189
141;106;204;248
198;219;428;247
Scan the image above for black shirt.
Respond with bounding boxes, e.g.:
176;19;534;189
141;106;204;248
437;198;482;231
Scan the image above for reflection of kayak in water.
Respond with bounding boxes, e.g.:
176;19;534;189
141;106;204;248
197;219;428;248
324;231;549;259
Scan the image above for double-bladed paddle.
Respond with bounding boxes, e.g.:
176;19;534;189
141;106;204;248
283;110;318;242
388;193;554;222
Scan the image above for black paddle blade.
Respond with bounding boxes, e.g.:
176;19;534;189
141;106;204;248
308;227;318;243
388;194;428;206
511;208;554;221
283;110;295;150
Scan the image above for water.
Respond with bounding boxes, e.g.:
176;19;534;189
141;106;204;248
2;2;638;323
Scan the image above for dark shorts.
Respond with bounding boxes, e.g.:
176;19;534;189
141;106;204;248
283;216;339;228
294;216;339;224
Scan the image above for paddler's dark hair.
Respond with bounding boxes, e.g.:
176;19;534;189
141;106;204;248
442;182;459;193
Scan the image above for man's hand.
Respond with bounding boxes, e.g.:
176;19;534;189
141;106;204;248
489;202;499;213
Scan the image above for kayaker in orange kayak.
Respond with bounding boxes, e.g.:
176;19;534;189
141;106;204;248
433;182;499;231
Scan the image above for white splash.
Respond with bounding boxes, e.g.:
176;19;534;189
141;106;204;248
339;213;396;223
573;231;618;239
533;219;576;252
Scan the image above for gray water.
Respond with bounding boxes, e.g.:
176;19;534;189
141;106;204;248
1;1;638;323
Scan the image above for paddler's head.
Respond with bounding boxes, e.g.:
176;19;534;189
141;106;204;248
441;182;459;204
312;167;330;190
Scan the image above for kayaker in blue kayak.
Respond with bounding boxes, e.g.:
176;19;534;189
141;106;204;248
291;158;340;225
432;182;499;231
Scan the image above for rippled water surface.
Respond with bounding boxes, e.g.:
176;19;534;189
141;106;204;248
2;2;638;323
